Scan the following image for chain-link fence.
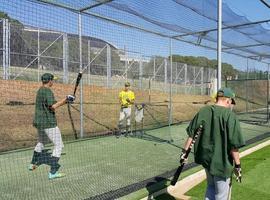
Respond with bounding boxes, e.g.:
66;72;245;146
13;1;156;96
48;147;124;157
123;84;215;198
1;19;217;151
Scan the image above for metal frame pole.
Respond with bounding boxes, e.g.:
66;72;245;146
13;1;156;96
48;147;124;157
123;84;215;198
3;19;7;80
169;38;173;126
139;56;143;89
246;58;249;113
164;58;167;92
79;13;84;138
267;64;269;122
63;33;69;83
38;28;40;81
184;64;187;94
88;40;91;85
107;44;111;88
217;0;222;89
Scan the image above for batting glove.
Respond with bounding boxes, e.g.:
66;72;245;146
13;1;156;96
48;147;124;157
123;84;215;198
66;95;75;103
179;149;188;164
234;164;242;183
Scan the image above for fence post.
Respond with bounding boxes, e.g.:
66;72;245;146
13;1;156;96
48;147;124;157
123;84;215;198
193;66;196;94
246;58;249;113
139;56;143;89
169;38;173;126
175;63;177;93
63;33;69;84
78;13;84;138
88;40;91;85
37;28;40;82
201;67;204;95
184;63;187;94
164;58;167;92
124;45;128;80
3;19;10;80
153;56;156;82
267;64;269;122
107;44;111;88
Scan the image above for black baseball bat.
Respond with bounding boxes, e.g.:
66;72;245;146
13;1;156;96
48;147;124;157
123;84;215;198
68;72;83;140
73;72;82;96
170;124;203;186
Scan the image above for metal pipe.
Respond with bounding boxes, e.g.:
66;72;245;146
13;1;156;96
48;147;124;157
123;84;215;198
217;0;222;89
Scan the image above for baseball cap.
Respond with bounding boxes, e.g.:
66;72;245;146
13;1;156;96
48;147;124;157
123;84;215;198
217;88;236;105
41;73;58;82
125;82;130;87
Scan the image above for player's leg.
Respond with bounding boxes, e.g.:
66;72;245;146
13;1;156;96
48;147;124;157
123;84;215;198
118;108;125;137
125;107;132;136
29;129;45;171
45;127;65;179
213;175;231;200
205;169;215;200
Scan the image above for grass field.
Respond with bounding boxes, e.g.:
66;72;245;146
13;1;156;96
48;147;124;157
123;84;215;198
0;121;269;200
185;144;270;200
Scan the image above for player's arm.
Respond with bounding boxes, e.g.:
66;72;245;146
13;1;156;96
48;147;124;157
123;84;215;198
50;95;75;111
231;148;240;165
126;92;135;104
183;137;193;151
50;97;68;111
179;136;193;163
231;148;242;182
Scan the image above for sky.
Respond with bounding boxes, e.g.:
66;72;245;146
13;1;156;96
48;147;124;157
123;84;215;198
1;0;270;71
223;0;270;71
225;0;270;23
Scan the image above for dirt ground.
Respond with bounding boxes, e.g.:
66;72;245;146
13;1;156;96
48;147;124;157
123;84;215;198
0;79;249;152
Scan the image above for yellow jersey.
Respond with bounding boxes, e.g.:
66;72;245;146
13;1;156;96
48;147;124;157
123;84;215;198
119;90;135;108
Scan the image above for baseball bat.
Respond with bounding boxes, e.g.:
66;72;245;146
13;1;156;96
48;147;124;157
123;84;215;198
73;72;82;96
68;72;82;140
170;124;203;186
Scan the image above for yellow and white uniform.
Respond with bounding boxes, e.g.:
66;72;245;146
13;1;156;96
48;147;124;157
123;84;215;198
119;90;135;108
118;90;135;127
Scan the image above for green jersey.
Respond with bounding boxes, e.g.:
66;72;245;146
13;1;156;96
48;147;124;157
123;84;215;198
186;105;245;178
33;87;57;129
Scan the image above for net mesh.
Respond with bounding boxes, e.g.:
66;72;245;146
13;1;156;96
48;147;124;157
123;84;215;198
0;0;270;199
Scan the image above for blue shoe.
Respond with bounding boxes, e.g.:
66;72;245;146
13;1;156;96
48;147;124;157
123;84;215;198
28;164;38;171
48;172;66;180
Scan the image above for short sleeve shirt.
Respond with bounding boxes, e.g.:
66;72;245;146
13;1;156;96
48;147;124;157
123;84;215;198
119;90;135;107
186;105;245;178
33;87;57;129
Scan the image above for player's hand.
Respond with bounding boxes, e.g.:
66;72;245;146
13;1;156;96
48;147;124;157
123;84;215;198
179;149;188;164
234;164;242;183
66;95;75;103
126;98;131;103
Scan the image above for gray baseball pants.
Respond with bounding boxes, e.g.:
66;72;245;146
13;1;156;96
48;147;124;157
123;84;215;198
205;169;231;200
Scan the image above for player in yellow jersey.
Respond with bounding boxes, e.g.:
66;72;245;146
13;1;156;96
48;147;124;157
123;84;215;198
117;82;135;137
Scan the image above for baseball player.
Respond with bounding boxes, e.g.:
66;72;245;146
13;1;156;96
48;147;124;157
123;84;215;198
180;88;245;200
28;73;75;180
117;82;135;137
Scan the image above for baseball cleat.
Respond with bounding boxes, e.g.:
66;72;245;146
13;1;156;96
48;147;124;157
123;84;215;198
48;172;66;180
28;164;38;171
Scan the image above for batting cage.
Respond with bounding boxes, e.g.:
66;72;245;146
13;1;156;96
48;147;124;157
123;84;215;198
0;0;270;199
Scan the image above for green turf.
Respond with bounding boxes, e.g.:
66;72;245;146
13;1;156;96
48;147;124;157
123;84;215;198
0;124;187;200
185;145;270;200
0;122;268;200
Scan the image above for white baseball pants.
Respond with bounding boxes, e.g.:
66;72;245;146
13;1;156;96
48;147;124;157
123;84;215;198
34;126;64;158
